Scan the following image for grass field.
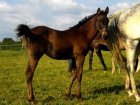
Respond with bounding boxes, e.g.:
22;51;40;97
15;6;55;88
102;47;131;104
0;50;140;105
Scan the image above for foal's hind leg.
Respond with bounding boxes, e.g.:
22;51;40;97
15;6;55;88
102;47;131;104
89;50;93;70
66;59;76;100
26;53;43;102
68;59;76;72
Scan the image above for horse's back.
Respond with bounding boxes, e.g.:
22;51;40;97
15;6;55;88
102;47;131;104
117;4;140;39
125;11;140;39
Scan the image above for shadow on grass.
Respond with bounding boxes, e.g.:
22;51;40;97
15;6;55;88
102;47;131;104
92;85;124;94
82;84;125;100
84;67;112;73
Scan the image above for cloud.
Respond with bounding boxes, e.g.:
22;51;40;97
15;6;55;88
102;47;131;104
51;14;80;29
14;0;91;30
110;2;134;14
0;1;11;12
45;0;77;10
0;1;44;28
0;0;140;40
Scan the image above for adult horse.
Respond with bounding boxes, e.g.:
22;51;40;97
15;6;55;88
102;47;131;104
106;4;140;102
16;7;109;103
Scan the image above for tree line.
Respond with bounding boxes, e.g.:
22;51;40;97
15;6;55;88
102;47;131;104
0;38;21;45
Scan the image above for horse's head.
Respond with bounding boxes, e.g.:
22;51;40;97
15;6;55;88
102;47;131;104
95;7;109;40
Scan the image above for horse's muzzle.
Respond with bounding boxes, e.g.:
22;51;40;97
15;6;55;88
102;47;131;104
101;29;108;40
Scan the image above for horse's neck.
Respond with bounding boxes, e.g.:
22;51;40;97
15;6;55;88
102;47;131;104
78;20;98;41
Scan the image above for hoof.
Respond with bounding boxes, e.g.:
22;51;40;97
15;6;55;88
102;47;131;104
77;94;83;101
66;94;70;101
30;100;37;105
128;93;133;97
103;71;106;73
104;68;108;71
127;90;133;97
136;98;140;102
78;97;83;101
135;70;139;73
89;68;92;70
136;95;140;102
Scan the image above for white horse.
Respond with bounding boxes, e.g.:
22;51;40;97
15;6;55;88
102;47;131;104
107;3;140;102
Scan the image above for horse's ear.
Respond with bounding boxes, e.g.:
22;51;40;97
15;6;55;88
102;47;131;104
105;7;109;14
97;8;101;15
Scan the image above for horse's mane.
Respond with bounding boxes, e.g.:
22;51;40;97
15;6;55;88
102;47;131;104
69;14;96;29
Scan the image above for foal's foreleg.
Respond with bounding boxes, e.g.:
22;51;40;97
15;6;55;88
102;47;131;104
26;55;42;102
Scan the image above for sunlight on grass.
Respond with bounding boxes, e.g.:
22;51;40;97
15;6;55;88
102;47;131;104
0;50;140;105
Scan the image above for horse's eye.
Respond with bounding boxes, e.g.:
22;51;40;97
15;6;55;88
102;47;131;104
98;22;103;27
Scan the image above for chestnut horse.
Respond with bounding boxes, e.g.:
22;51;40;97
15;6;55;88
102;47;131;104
16;7;109;103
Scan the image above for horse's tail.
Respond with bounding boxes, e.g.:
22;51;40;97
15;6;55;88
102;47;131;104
16;24;34;40
106;19;126;71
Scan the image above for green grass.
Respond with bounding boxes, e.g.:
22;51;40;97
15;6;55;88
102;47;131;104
0;50;140;105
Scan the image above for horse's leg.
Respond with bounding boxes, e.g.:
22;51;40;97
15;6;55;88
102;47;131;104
126;40;140;102
125;67;132;96
76;55;85;99
136;55;140;72
111;57;115;74
68;59;73;72
89;50;93;70
26;53;43;102
66;59;76;100
96;49;107;71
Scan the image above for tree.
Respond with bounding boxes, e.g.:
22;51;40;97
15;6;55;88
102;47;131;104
2;38;15;45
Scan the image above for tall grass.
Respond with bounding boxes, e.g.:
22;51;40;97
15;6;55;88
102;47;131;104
0;50;140;105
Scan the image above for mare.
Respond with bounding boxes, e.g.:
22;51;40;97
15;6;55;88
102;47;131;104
16;7;109;103
106;4;140;102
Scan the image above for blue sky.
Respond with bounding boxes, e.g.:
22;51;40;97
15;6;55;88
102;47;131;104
0;0;139;41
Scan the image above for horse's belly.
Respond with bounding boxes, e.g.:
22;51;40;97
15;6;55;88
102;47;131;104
46;48;72;60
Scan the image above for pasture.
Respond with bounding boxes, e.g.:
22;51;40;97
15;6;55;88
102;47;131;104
0;50;140;105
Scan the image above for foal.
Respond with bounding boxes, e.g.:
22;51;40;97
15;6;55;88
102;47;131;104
16;7;109;103
88;32;125;74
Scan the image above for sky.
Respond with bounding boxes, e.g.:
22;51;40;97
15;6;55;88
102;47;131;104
0;0;139;41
